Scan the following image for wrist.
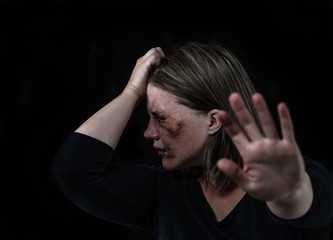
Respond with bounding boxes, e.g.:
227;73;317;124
266;173;313;219
122;86;145;107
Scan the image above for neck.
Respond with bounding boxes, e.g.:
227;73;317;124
198;175;236;194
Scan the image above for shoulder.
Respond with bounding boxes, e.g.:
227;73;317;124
303;155;332;199
303;155;333;224
304;155;332;180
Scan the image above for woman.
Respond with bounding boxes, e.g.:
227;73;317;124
51;42;332;239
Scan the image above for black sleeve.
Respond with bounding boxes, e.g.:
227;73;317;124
50;132;160;231
266;156;333;229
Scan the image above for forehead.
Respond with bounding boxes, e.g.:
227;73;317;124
146;84;180;113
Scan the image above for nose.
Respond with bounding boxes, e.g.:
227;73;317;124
144;118;160;140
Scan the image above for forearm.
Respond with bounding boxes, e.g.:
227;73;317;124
74;47;164;149
75;88;142;149
266;172;313;219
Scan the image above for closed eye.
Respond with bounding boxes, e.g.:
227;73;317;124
155;115;166;124
147;108;167;124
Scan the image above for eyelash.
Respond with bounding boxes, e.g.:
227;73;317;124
157;116;165;122
148;112;166;124
154;116;166;124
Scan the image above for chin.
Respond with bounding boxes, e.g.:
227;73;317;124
161;158;190;171
161;158;179;171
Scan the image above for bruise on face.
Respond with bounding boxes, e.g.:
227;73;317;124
164;117;183;137
147;84;193;139
160;105;203;139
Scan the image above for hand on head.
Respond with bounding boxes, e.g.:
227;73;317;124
125;47;165;100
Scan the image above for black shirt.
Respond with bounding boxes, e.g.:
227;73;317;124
51;132;333;239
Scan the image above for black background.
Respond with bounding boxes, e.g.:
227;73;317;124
1;1;333;239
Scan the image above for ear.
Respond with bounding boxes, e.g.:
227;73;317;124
207;109;224;135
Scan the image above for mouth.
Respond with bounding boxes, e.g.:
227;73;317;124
157;149;167;157
153;145;167;157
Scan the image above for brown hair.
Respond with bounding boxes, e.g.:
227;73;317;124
148;42;262;193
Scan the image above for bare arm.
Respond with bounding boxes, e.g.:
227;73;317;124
217;93;313;219
75;47;165;149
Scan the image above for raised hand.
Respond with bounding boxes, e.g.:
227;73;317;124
75;47;165;149
217;92;309;205
125;47;165;100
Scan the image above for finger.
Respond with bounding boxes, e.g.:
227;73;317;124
142;47;165;62
155;46;166;58
134;48;164;78
127;48;165;97
229;93;263;141
278;102;295;142
148;47;165;67
252;93;279;138
220;110;249;152
217;158;249;188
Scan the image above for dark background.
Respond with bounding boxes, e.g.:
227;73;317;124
1;1;333;239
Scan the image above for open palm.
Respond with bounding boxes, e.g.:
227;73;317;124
217;93;305;202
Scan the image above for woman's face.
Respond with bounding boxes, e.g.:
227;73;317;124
144;84;211;171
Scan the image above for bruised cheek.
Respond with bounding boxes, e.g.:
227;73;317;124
163;119;183;138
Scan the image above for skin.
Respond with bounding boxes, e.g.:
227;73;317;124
217;92;313;219
75;46;313;221
144;84;212;171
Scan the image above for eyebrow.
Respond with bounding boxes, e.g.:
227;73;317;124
149;110;162;117
146;106;165;117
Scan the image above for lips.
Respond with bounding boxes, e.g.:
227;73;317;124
153;145;166;157
158;150;168;157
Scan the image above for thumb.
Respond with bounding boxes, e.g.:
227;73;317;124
217;158;248;186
